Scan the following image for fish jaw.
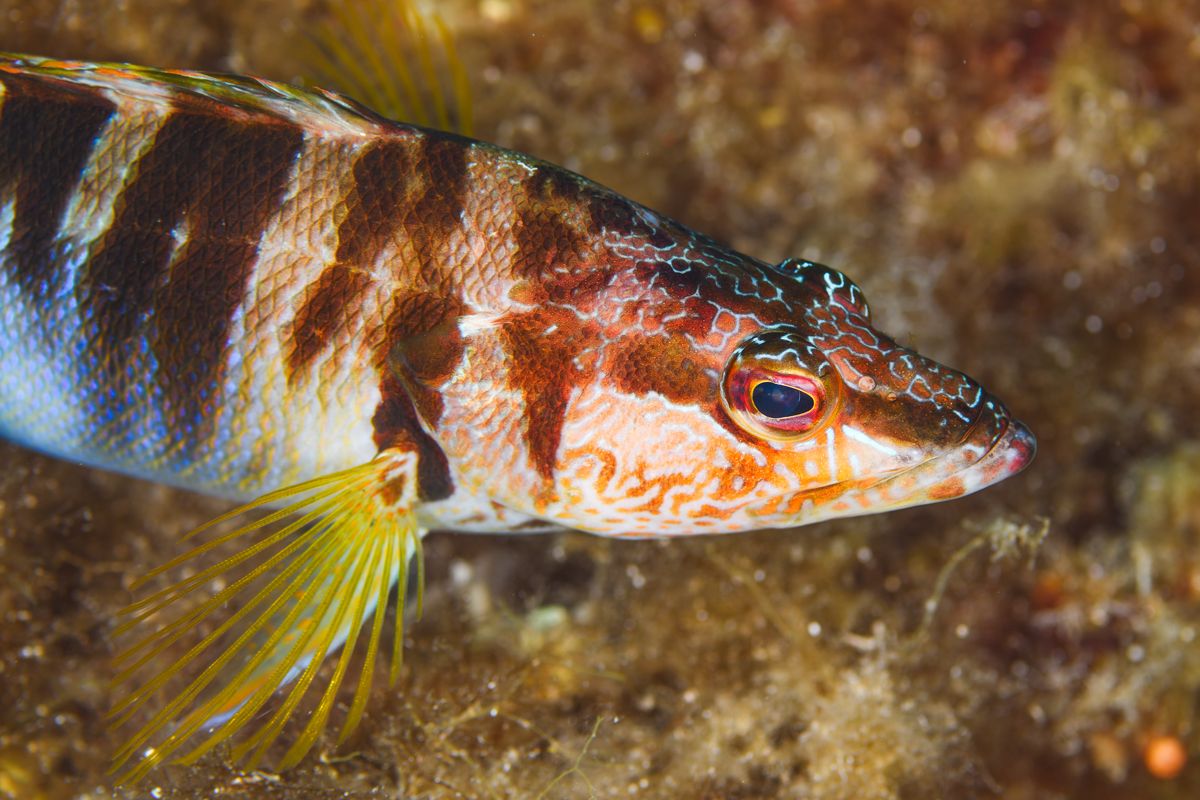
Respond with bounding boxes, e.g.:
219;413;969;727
823;404;1037;520
918;415;1036;503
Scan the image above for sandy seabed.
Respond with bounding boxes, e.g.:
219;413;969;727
1;1;1198;797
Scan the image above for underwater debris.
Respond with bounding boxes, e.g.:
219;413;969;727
919;515;1048;634
1144;734;1187;781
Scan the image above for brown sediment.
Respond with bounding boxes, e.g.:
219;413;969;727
2;1;1200;798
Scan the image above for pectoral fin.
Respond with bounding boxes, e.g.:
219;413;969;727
109;448;424;782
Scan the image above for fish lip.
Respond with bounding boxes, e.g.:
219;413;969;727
919;413;1037;500
854;410;1036;507
775;408;1036;524
974;415;1036;479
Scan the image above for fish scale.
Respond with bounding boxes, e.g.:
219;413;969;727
0;52;1034;779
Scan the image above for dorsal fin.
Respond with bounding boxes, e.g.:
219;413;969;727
301;0;473;135
0;0;473;137
0;52;394;137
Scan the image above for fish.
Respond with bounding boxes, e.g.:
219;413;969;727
0;41;1034;781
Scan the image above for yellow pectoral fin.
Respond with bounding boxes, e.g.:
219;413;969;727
109;449;424;783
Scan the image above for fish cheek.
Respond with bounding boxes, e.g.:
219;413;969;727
609;333;719;405
839;388;959;460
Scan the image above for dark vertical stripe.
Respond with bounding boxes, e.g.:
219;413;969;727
381;292;465;421
288;263;374;377
286;139;413;381
371;293;464;500
499;308;591;482
510;165;613;306
528;164;586;209
498;166;616;483
334;140;412;266
372;373;454;501
152;119;304;439
83;109;302;444
406;136;469;286
84;113;234;346
511;166;587;281
0;73;115;297
365;135;469;493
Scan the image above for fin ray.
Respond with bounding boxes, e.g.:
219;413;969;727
110;450;422;783
302;0;473;134
337;525;397;748
234;530;383;768
109;491;357;727
111;499;355;759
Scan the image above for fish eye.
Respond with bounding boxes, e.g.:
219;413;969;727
720;328;836;441
727;370;824;438
751;381;816;419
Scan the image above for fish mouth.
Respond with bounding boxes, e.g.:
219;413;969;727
773;407;1035;526
863;412;1036;511
922;416;1036;501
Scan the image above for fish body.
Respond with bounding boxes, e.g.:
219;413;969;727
0;53;1034;776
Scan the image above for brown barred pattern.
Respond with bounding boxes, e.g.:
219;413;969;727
0;51;1034;539
0;71;114;299
283;132;475;502
82;107;303;446
287;136;470;383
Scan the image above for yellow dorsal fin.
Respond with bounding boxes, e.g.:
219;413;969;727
108;449;424;783
301;0;473;135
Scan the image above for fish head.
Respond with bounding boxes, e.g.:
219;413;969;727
423;219;1033;537
708;258;1036;528
523;255;1035;536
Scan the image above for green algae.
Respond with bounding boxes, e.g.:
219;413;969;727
0;0;1198;797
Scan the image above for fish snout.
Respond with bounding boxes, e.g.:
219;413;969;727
923;402;1036;501
972;415;1036;485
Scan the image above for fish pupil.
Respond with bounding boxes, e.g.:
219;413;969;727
752;382;814;418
